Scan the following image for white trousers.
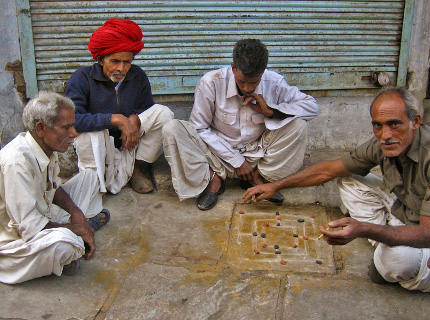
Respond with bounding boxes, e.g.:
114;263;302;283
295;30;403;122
73;104;174;194
0;169;103;284
162;118;308;200
338;174;430;292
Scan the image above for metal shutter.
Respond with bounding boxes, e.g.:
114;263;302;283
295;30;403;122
17;0;413;98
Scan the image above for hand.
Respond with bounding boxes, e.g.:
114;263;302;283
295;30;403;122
111;114;140;151
234;160;254;181
319;217;362;246
242;183;278;202
74;223;96;259
242;93;274;117
70;208;94;237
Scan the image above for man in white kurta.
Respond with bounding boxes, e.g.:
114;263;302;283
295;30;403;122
0;92;104;284
163;39;318;210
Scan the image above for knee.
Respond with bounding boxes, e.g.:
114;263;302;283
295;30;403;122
162;119;181;137
289;118;308;136
375;244;421;282
155;104;175;124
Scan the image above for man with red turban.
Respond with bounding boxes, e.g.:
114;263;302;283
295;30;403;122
65;19;174;194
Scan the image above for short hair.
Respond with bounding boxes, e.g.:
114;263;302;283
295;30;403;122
22;91;75;132
370;86;421;121
233;39;269;77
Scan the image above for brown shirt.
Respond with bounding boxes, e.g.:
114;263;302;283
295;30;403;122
341;124;430;225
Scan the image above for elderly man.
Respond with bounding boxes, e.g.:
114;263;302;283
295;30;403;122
0;92;108;284
244;87;430;292
162;39;318;210
65;18;174;194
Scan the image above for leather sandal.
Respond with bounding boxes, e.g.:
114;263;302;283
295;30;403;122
197;179;226;210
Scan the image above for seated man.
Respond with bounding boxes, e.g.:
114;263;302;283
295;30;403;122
65;18;174;194
0;91;108;284
163;39;318;210
243;87;430;292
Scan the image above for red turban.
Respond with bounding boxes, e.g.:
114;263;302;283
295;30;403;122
88;18;144;59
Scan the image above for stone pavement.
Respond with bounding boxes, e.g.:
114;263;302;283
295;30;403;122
1;157;429;320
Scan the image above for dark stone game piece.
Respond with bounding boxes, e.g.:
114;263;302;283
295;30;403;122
274;244;279;249
261;233;266;238
276;222;280;226
252;232;258;236
275;250;281;254
316;260;323;264
293;234;298;237
297;218;305;222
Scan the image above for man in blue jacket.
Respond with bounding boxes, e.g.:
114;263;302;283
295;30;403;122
65;19;174;194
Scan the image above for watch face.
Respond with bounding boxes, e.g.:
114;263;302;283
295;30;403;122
377;72;391;86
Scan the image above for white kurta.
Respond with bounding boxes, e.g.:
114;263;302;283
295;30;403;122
0;133;103;284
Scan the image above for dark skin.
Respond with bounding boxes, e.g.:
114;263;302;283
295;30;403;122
31;107;97;259
243;92;430;250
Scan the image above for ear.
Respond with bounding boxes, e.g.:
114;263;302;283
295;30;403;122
412;114;422;130
231;62;235;70
34;121;47;138
97;56;104;66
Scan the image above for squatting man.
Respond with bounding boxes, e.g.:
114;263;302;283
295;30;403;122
0;92;110;284
163;39;318;210
244;87;430;292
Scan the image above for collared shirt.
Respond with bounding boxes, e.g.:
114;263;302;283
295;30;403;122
189;66;319;168
341;124;430;225
0;132;61;245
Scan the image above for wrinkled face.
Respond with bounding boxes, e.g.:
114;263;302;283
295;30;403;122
231;63;262;96
371;92;420;158
98;51;133;83
39;106;78;155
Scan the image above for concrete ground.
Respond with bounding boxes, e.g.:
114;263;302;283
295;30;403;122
1;155;429;320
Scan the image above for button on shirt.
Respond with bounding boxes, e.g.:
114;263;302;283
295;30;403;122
189;66;319;168
0;132;61;245
341;124;430;225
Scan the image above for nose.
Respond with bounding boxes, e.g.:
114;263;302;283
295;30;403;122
380;125;393;141
69;126;78;138
243;83;254;94
117;62;127;73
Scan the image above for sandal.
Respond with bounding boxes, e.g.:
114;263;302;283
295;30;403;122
88;209;111;231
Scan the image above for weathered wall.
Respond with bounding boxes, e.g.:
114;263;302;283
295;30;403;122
0;0;26;148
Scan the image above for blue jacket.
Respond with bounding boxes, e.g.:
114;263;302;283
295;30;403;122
65;63;154;133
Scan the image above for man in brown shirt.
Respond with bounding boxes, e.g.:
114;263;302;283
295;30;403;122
243;87;430;292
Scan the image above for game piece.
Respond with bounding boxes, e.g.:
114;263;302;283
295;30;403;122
316;260;323;264
276;222;280;226
262;243;267;248
274;244;279;249
297;218;305;222
293;234;298;237
252;232;258;236
310;215;315;218
276;211;280;215
275;250;281;254
239;210;244;214
263;222;269;227
303;236;308;240
261;233;266;238
254;249;260;254
280;259;286;265
292;244;298;248
276;217;282;221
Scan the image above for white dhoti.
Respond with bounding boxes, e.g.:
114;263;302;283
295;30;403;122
338;174;430;292
73;104;174;194
0;169;103;284
162;118;308;200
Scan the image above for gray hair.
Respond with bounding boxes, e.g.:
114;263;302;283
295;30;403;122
370;86;421;121
22;91;75;132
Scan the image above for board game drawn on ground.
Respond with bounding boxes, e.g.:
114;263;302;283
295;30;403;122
224;203;336;274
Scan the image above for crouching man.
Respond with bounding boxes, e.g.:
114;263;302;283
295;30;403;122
0;91;109;284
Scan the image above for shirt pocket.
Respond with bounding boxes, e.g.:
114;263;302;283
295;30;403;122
251;114;265;124
214;109;236;125
404;191;423;215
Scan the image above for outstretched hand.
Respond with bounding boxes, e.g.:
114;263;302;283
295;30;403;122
319;217;362;245
242;182;278;202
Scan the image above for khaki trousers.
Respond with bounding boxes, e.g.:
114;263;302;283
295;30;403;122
338;174;430;292
162;118;308;200
73;104;174;194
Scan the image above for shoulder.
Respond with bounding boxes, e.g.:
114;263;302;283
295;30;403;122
0;134;33;167
262;69;286;84
419;124;430;150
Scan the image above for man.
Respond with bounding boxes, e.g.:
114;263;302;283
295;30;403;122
0;92;108;284
163;39;318;210
243;87;430;292
65;18;174;194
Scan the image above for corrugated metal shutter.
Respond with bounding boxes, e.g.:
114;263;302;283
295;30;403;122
20;0;410;96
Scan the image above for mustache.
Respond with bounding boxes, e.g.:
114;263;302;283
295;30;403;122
112;73;126;76
380;139;399;145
